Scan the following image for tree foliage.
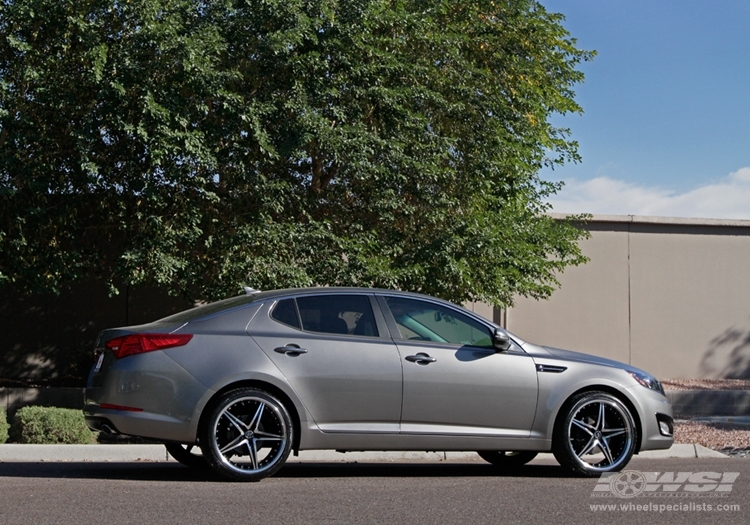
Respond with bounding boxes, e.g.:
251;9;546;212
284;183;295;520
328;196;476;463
0;0;593;306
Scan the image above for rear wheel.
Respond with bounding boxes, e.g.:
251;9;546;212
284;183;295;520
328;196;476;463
552;391;636;477
201;388;293;482
165;443;207;469
477;450;538;468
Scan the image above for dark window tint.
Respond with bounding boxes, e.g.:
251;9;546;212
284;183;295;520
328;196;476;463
384;297;492;347
271;299;300;329
296;295;378;337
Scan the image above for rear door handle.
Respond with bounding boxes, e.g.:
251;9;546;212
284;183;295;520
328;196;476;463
405;353;437;365
274;344;308;356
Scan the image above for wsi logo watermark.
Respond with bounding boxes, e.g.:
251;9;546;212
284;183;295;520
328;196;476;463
592;470;740;499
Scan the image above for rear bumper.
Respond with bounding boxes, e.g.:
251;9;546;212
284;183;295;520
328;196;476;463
84;351;210;443
83;400;197;442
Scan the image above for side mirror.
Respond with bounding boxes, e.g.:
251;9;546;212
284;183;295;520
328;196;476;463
492;328;511;352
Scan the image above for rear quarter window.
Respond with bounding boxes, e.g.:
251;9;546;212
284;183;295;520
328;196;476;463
270;299;300;329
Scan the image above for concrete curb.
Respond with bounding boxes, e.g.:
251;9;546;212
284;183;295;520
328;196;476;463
0;443;728;463
0;444;172;463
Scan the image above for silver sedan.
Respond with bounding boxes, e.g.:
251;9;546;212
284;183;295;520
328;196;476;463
84;288;674;481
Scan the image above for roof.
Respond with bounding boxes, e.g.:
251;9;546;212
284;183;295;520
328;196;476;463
249;287;449;304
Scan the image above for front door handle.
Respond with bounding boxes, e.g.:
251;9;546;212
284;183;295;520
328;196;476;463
274;344;308;356
405;353;437;365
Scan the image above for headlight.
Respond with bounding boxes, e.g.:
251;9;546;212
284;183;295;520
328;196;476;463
629;371;665;395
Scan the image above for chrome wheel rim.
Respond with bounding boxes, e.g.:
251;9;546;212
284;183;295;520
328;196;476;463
211;396;288;475
567;399;633;472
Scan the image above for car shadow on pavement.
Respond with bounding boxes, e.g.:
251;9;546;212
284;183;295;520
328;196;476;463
0;462;216;482
0;461;569;482
278;461;569;479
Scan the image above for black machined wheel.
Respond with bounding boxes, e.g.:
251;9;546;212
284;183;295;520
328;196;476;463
477;450;538;468
552;391;637;477
201;388;292;482
165;443;208;469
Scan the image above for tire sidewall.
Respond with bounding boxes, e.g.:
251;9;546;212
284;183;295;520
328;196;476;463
553;391;636;477
202;388;293;482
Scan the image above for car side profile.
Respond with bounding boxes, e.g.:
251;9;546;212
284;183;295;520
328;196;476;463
84;287;674;481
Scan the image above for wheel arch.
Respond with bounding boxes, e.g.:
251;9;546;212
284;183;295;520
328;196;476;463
552;385;643;454
197;380;303;454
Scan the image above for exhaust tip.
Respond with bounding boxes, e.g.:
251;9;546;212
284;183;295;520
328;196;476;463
101;424;119;435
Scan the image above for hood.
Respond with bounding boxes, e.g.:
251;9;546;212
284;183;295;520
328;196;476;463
540;346;641;373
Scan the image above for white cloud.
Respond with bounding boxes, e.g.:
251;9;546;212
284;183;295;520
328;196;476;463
547;167;750;220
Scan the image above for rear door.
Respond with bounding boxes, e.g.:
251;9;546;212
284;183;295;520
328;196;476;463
249;293;403;433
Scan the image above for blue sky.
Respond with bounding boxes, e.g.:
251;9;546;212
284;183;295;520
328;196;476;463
538;0;750;219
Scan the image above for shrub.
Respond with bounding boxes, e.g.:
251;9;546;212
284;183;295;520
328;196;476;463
11;406;96;444
0;408;8;444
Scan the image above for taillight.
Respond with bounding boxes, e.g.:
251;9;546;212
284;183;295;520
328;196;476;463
105;333;193;359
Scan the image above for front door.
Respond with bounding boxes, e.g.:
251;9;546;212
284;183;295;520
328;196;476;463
380;295;538;437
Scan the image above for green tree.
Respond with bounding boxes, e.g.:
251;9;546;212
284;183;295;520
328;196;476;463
0;0;592;306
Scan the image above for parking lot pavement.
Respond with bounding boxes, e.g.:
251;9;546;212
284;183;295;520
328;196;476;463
0;456;746;525
0;443;727;463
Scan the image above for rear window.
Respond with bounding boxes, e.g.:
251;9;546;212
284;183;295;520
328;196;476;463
157;294;258;323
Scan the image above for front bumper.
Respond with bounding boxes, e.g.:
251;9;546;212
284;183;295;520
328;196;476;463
632;386;675;452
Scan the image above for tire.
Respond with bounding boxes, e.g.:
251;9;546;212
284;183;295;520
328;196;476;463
477;450;538;468
552;391;637;477
201;388;293;482
165;443;208;469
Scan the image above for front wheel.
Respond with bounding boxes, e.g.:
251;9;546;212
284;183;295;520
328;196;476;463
552;391;637;477
201;388;293;482
477;450;538;468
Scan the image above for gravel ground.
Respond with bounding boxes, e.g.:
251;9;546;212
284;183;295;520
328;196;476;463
674;419;750;456
662;378;750;390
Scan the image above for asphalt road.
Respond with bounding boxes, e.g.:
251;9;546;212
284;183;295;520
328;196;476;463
0;456;747;525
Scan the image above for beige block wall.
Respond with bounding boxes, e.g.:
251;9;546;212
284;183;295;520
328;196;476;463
464;300;495;324
501;216;750;379
629;223;750;378
504;225;631;364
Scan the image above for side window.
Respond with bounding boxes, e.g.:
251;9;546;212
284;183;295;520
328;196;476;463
270;299;300;329
384;297;492;348
296;295;379;337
